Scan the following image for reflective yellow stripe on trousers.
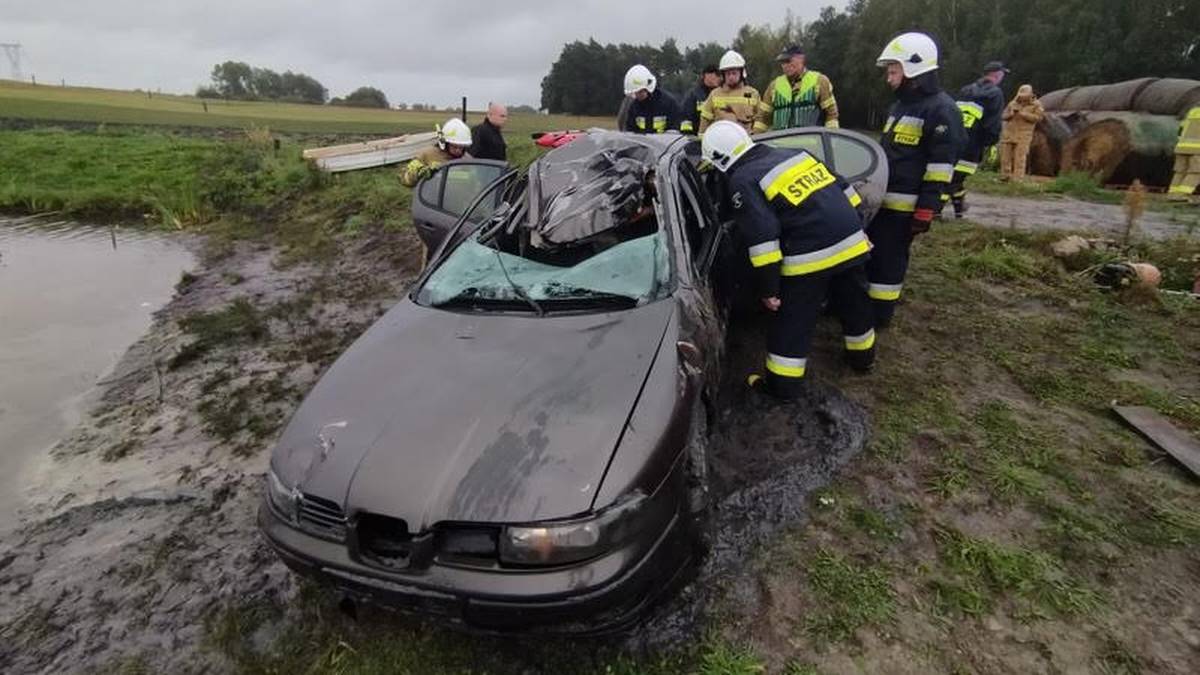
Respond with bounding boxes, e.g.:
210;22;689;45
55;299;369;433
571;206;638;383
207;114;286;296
844;329;876;351
766;353;806;378
781;231;871;276
955;160;979;175
868;283;902;301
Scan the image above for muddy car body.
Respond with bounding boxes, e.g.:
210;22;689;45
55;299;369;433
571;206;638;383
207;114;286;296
260;129;886;632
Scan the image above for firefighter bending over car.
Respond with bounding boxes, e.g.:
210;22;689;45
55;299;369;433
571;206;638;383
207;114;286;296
401;118;473;187
702;120;876;399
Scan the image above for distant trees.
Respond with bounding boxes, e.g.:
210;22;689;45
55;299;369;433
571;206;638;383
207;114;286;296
541;0;1200;126
540;38;727;116
199;61;328;104
330;86;390;108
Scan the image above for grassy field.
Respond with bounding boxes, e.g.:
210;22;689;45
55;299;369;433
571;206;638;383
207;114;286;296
0;79;608;136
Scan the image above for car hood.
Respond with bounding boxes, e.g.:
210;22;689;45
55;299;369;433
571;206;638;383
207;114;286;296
271;298;673;530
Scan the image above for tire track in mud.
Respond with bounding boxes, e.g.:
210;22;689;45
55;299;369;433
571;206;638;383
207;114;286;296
628;372;870;651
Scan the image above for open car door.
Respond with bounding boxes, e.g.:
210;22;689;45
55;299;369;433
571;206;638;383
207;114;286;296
752;127;889;222
410;158;510;254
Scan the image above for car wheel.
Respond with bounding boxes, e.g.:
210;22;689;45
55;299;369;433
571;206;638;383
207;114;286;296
684;393;713;554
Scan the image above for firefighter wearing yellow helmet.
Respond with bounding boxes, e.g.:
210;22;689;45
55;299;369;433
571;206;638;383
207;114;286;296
698;50;764;134
401;118;473;187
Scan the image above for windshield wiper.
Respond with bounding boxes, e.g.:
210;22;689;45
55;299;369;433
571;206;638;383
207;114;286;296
433;293;541;312
538;290;639;310
493;250;544;317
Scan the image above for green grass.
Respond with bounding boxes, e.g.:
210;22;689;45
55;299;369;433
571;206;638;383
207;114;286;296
802;549;895;643
932;527;1103;618
0;79;609;136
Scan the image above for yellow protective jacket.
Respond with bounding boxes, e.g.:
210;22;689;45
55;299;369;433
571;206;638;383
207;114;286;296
401;146;456;187
1000;97;1044;143
757;70;840;130
699;83;763;134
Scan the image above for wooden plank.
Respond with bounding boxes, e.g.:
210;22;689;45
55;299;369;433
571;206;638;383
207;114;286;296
302;132;436;159
301;132;437;172
1113;405;1200;477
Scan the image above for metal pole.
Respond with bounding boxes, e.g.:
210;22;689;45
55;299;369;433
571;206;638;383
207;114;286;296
461;96;467;122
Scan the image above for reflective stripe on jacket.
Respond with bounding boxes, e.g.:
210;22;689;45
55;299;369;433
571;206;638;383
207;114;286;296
727;144;868;297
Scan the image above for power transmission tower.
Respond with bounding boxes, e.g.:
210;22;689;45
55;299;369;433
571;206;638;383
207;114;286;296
0;43;22;81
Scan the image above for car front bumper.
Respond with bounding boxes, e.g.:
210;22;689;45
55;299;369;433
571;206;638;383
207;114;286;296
258;474;696;634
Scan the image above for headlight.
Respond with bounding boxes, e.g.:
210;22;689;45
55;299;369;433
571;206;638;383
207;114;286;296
266;467;300;525
499;492;657;566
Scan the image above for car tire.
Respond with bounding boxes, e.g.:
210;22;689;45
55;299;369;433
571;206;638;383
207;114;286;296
684;393;714;555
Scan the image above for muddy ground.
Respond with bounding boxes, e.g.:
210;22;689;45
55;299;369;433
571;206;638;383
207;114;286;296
0;230;424;674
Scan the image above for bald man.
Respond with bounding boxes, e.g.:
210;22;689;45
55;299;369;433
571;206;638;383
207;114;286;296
470;102;508;161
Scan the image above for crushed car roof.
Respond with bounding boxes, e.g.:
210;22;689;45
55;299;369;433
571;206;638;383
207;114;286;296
525;131;686;246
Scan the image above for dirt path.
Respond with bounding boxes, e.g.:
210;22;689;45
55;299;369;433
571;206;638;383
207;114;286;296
963;193;1199;240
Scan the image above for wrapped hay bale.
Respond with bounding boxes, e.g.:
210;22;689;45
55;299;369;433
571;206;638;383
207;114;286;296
1059;112;1179;186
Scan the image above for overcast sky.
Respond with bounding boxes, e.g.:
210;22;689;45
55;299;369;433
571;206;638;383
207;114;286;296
1;1;843;107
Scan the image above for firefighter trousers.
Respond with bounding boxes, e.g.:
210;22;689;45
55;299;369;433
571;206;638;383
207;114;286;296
764;262;876;399
864;209;914;327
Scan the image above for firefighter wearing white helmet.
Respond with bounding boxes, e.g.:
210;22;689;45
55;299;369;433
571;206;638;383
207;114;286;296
702;120;875;398
699;50;764;134
865;31;964;327
622;64;684;134
401;118;473;187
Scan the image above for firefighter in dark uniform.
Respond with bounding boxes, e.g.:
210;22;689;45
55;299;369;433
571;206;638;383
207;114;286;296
701;120;876;399
869;32;965;326
948;61;1007;217
680;64;720;134
622;64;683;134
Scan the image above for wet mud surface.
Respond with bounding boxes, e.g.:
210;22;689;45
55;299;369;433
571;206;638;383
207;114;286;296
0;228;869;673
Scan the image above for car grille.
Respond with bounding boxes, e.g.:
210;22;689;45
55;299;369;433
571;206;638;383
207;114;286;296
298;493;348;540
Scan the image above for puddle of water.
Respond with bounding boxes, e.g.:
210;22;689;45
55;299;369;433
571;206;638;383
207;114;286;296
0;217;194;533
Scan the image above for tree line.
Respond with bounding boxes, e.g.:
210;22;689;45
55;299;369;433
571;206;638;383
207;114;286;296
196;61;390;108
541;0;1200;127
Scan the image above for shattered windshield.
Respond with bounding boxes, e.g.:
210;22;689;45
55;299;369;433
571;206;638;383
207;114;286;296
417;131;674;312
418;229;671;309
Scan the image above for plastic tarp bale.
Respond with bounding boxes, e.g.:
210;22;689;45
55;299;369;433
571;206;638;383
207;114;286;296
1089;77;1159;111
1039;87;1076;111
1041;78;1200;117
1059;84;1111;111
525;131;659;247
1133;78;1200;116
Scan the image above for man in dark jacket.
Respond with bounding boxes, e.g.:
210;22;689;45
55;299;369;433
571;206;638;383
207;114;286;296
701;120;875;398
622;64;683;134
947;61;1007;216
869;32;965;327
470;102;508;161
680;65;720;134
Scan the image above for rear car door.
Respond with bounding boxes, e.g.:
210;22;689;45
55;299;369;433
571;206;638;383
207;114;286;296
753;128;888;221
410;158;510;253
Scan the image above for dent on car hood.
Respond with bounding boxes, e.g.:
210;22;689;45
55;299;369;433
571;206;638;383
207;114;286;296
271;299;673;530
